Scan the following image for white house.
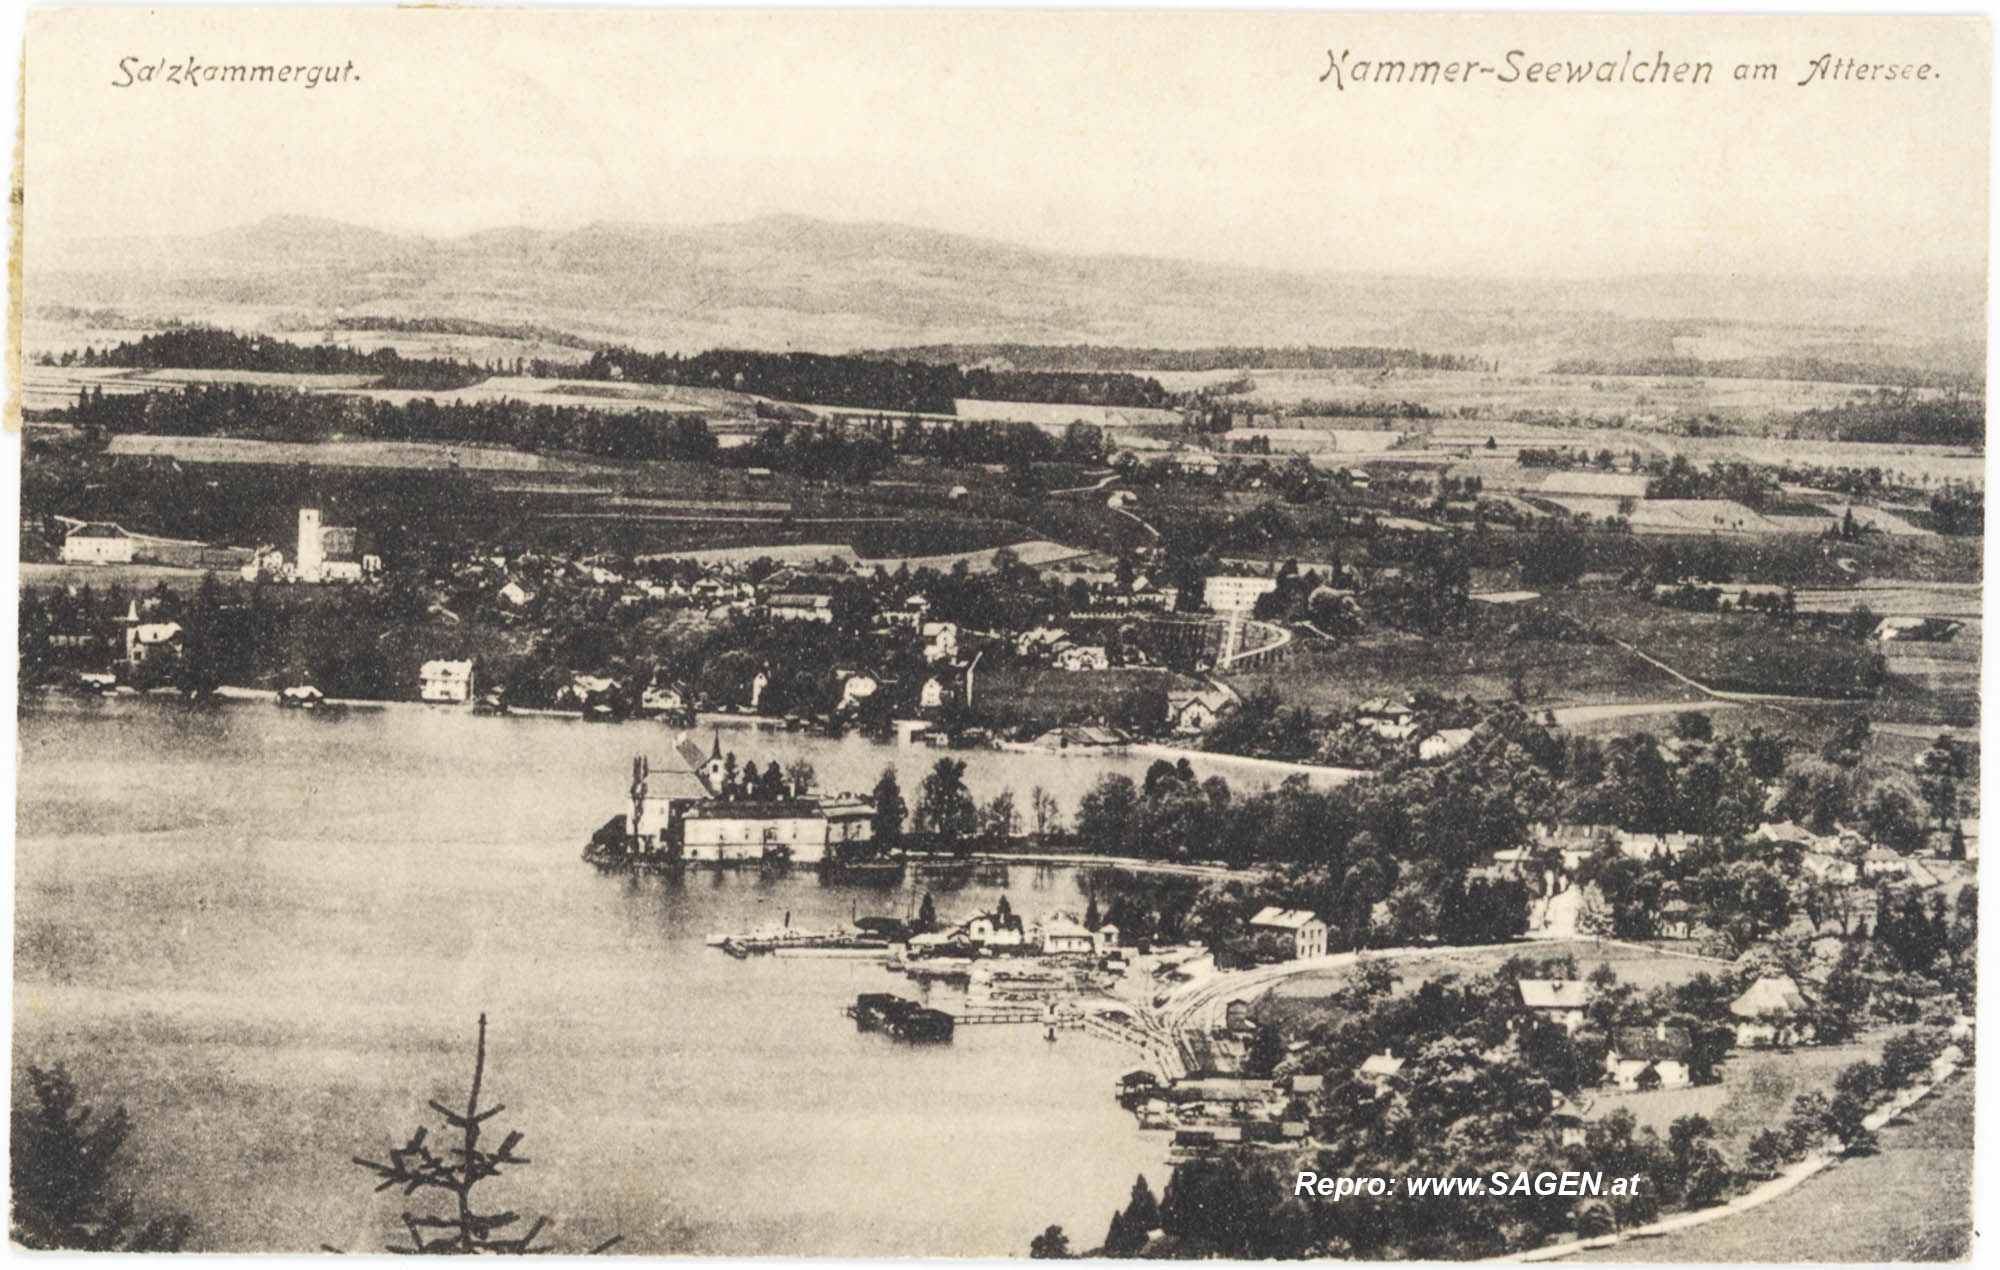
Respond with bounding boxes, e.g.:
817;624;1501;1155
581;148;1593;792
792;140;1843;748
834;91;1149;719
837;673;879;711
1731;975;1812;1047
124;619;183;669
1417;728;1475;763
1040;916;1098;956
498;581;535;607
1358;1053;1406;1089
1166;688;1229;736
60;522;135;564
1604;1025;1694;1091
918;676;947;710
1517;979;1589;1033
419;659;475;704
1861;846;1910;879
768;593;835;623
1248;907;1328;960
641;683;687;716
1054;645;1111;672
921;621;959;663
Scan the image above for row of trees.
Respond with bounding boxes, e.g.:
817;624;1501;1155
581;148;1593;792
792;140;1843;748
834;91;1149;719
553;347;1171;413
54;328;488;390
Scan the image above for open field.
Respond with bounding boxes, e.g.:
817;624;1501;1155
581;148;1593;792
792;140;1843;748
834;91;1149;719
1568;1069;1973;1262
1227;619;1694;716
971;665;1193;724
1543;592;1886;699
105;434;556;471
19;561;229;590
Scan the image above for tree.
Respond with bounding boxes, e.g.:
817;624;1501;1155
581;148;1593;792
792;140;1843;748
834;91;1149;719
1671;711;1713;743
1246;1025;1287;1077
351;1015;620;1254
1745;1128;1791;1177
982;789;1020;841
1125;1174;1161;1234
872;767;907;849
916;892;939;934
10;1065;192;1250
1028;1225;1072;1258
1030;786;1062;838
915;758;979;849
785;758;816;797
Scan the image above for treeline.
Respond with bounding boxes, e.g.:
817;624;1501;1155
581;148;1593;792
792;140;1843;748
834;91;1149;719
867;344;1491;373
53;383;718;463
329;315;605;351
1549;354;1982;393
1784;396;1986;447
547;348;1172;413
58;329;489;391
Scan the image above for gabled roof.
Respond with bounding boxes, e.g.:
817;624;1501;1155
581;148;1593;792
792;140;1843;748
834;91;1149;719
1731;975;1810;1018
1518;979;1589;1010
1610;1026;1692;1061
1249;906;1324;931
1359;1053;1405;1079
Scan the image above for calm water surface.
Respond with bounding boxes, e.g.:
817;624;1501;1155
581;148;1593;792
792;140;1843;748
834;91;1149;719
14;699;1204;1255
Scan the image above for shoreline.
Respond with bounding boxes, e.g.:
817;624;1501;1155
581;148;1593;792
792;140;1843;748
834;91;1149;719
68;689;1378;786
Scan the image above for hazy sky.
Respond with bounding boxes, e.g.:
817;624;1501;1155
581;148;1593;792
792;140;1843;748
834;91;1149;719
23;8;1990;278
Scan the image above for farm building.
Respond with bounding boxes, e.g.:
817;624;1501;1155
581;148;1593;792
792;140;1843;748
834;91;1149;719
1604;1025;1694;1091
60;522;136;564
1731;974;1813;1047
1517;979;1589;1032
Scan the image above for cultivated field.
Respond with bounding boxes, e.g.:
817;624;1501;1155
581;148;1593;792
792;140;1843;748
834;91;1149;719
1227;620;1694;716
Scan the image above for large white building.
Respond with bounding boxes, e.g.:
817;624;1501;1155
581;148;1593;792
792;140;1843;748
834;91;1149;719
1248;907;1328;959
60;522;136;564
1204;574;1279;614
626;746;876;865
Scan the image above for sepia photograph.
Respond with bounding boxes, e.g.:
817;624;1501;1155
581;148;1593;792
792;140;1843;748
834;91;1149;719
7;6;1986;1260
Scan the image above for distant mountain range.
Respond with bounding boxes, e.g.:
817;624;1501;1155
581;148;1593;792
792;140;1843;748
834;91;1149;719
27;214;1985;374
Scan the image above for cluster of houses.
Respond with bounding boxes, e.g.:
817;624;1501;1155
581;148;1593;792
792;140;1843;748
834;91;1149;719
906;905;1122;960
1158;964;1843;1159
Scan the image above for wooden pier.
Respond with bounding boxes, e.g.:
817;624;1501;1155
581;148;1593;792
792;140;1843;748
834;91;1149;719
949;1009;1085;1027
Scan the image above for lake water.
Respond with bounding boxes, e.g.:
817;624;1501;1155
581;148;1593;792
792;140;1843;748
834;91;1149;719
13;699;1206;1255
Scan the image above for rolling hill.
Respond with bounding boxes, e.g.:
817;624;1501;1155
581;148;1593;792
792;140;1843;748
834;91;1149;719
26;214;1985;374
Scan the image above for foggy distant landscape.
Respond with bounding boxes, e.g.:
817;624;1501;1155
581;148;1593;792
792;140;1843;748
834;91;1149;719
29;214;1984;374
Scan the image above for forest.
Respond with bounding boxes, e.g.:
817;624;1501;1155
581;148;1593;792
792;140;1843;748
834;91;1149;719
58;329;489;391
1547;354;1981;393
546;348;1173;413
